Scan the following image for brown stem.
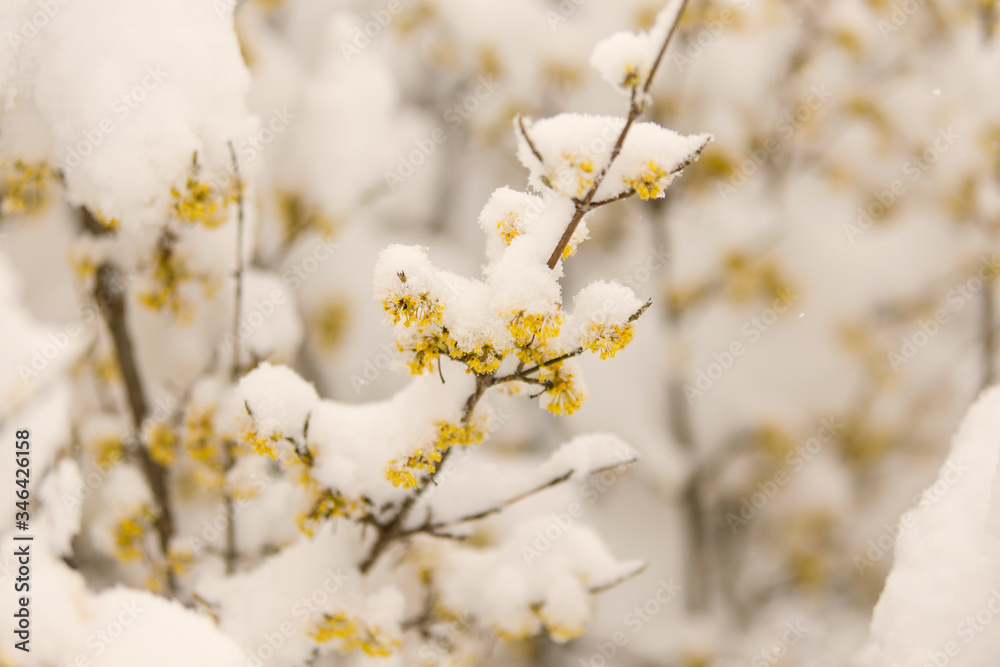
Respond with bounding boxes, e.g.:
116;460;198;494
94;261;176;592
359;374;492;573
545;0;691;269
413;457;637;534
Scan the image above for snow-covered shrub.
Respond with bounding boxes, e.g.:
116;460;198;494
0;1;708;664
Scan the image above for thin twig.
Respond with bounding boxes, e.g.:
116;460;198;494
545;0;692;269
516;115;544;164
414;457;637;533
224;142;245;576
228;141;245;382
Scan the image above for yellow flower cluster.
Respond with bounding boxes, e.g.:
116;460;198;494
312;299;351;352
114;505;157;563
621;64;641;89
382;293;444;329
397;329;456;375
243;428;280;459
450;342;505;375
538;362;585;415
183;408;220;464
386;420;484;488
623;160;672;200
1;160;53;216
508;310;562;364
278;191;337;241
497;211;524;245
297;489;366;536
555;152;595;196
172;176;228;228
310;612;402;657
145;422;178;466
541;611;585;643
581;321;635;360
138;240;198;321
89;435;125;468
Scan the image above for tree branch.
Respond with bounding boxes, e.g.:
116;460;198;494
224;141;245;576
94;261;176;592
545;0;692;269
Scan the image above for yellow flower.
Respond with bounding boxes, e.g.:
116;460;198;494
497;211;523;245
90;436;125;468
385;420;484;488
278;191;337;241
114;505;156;563
555;152;596;196
623;160;672;200
621;64;640;88
310;613;403;657
452;342;506;375
297;489;366;536
538;362;586;415
382;293;444;329
312;299;351;352
243;429;279;459
397;329;455;376
507;310;562;346
172;176;227;227
1;160;53;216
310;612;359;643
146;422;178;465
581;322;635;360
138;239;201;323
183;409;221;464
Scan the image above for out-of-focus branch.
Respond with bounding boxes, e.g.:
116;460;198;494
93;261;176;592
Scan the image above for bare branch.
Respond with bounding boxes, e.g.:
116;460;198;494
415;457;637;534
516;115;544;165
93;260;176;593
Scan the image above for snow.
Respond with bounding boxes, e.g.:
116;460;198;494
516;113;711;202
588;0;685;94
858;387;1000;666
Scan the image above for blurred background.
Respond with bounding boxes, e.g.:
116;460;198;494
2;0;1000;665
